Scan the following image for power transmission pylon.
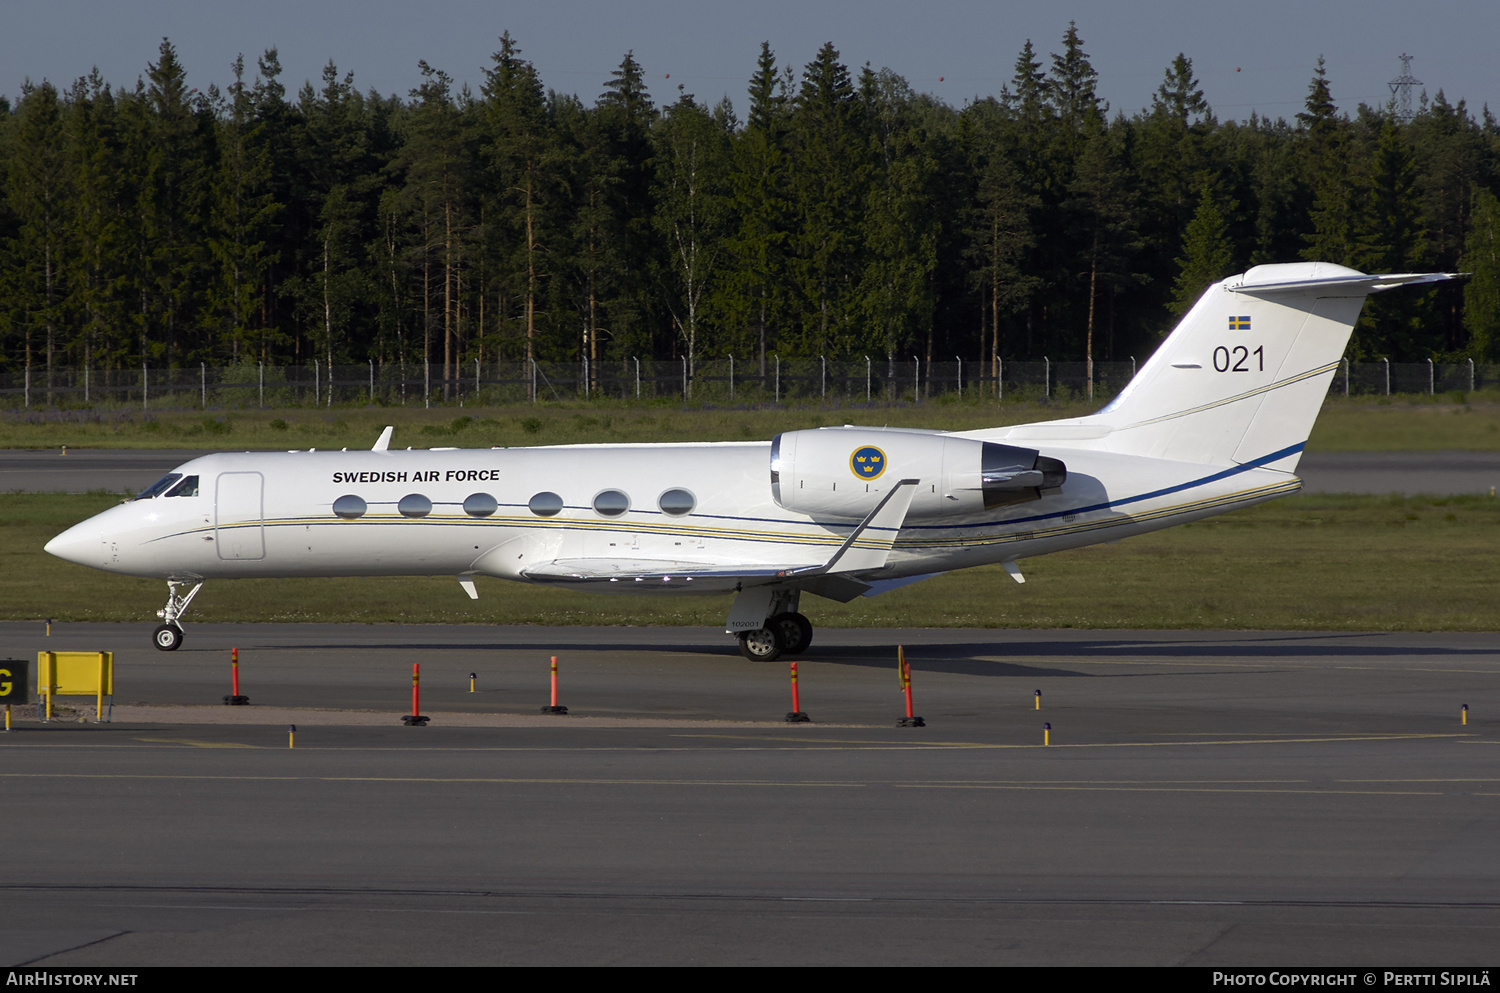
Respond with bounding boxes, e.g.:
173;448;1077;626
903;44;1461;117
1388;53;1421;122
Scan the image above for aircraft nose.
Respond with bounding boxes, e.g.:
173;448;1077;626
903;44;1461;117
45;522;101;567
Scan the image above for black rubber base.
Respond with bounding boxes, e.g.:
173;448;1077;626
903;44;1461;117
541;705;569;714
401;715;430;726
222;695;250;706
785;711;811;723
897;716;926;727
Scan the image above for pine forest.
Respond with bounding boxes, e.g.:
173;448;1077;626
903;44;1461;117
4;27;1500;398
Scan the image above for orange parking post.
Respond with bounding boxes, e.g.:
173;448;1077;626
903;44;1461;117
402;663;429;726
897;645;924;727
786;661;809;723
542;656;568;714
224;647;249;705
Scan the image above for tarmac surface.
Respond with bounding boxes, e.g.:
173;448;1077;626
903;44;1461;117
5;445;1500;496
3;622;1499;966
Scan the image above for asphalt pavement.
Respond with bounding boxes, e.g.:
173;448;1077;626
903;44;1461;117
3;623;1498;966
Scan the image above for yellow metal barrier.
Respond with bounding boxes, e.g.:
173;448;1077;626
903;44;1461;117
37;651;113;722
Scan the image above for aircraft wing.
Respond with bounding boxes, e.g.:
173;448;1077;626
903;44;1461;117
518;559;876;601
519;478;921;601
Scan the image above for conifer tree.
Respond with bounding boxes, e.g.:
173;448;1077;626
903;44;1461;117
1461;187;1500;360
721;42;792;373
3;80;68;380
209;54;281;362
483;32;555;369
595;51;658;357
789;42;864;355
1171;182;1235;317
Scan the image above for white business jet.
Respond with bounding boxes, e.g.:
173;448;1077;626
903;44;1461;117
46;263;1456;657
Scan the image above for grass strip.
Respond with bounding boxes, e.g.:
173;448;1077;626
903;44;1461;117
4;394;1500;452
8;492;1498;631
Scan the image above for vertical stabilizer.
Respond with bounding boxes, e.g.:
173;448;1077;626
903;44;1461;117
1086;264;1458;471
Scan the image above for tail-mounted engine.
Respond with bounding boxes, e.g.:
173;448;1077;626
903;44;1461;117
770;427;1065;521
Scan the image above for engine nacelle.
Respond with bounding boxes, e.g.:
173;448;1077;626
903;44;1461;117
770;427;1065;521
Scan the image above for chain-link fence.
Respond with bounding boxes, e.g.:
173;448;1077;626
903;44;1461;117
0;356;1488;410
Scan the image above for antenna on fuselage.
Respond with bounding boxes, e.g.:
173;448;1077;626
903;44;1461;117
372;426;395;452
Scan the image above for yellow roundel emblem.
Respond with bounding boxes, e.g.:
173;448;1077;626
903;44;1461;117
850;445;886;480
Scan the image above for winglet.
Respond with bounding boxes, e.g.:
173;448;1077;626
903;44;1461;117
787;479;920;578
372;426;395;452
457;575;478;600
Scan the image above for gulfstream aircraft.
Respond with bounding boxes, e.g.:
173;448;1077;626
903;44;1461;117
46;263;1456;658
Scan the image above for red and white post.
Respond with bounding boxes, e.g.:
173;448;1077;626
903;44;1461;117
223;646;249;706
542;655;568;714
897;645;924;727
402;662;429;725
786;661;809;723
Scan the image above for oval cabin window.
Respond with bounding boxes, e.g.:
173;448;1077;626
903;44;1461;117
463;493;498;517
332;495;367;520
398;494;432;518
658;488;696;516
528;492;564;517
593;489;630;517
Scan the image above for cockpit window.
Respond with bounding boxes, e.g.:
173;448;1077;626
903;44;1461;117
133;474;182;500
164;475;199;497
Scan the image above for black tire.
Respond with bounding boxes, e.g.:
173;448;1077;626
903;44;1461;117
738;626;783;662
769;612;813;654
153;623;184;652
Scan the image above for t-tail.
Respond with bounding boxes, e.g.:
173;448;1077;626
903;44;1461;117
1074;262;1460;472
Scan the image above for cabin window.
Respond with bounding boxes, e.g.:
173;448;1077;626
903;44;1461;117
463;493;498;517
165;475;199;497
593;489;630;517
528;492;564;517
133;474;182;500
332;495;367;520
658;488;696;516
398;494;432;518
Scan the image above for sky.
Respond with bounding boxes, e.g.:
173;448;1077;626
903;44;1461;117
5;1;1496;123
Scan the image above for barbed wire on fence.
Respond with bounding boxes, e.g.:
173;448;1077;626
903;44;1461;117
0;356;1487;410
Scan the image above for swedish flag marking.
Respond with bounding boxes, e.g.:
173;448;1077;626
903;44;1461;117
1228;315;1252;331
850;445;887;480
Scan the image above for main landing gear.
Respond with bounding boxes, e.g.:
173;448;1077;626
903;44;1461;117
734;588;814;662
152;579;203;652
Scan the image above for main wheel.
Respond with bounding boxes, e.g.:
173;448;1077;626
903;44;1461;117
769;612;813;654
153;623;184;651
738;626;784;662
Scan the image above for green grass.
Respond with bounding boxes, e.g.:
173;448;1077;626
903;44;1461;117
0;401;1096;451
5;395;1500;452
1308;396;1500;450
9;492;1499;630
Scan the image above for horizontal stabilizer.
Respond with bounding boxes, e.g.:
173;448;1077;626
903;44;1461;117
1229;267;1462;297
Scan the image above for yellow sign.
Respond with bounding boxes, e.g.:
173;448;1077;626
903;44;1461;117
37;651;113;721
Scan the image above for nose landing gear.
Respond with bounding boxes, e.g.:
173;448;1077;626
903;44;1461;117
152;579;203;651
153;623;185;651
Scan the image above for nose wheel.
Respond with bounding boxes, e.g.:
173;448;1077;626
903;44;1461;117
152;579;203;651
153;623;185;652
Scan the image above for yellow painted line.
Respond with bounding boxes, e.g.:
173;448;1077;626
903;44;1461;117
132;737;263;749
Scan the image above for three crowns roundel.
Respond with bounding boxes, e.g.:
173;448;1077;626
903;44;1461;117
850;445;887;480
